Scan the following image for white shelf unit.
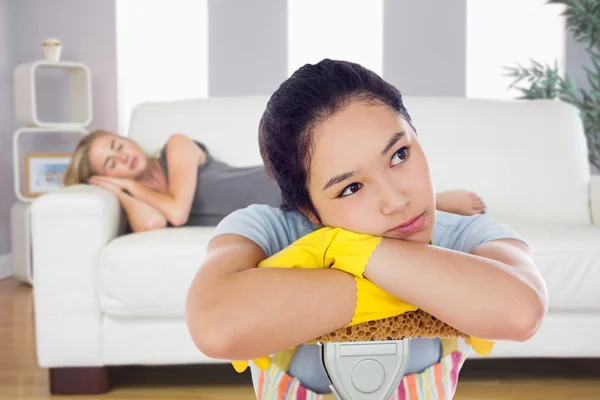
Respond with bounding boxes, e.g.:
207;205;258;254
13;127;88;203
14;60;92;128
11;60;92;285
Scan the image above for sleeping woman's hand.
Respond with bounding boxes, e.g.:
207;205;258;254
88;175;123;193
89;176;136;194
89;176;168;232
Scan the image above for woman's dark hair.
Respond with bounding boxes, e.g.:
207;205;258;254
258;58;413;219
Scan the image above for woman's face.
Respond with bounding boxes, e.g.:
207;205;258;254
305;101;436;243
88;133;149;179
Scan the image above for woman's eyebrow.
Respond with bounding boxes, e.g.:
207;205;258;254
323;171;356;191
322;131;407;191
381;131;405;156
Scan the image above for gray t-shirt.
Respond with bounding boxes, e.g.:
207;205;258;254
158;140;282;226
210;205;526;393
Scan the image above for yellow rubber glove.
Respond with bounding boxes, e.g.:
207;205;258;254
254;226;382;277
324;228;383;277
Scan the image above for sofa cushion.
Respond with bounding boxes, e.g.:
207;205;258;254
98;227;212;317
501;218;600;312
97;219;600;317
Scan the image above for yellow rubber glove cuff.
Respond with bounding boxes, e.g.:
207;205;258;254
325;229;383;278
231;356;272;373
350;276;418;326
256;227;382;279
257;227;338;270
465;336;495;356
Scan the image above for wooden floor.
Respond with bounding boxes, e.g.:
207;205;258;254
2;277;600;399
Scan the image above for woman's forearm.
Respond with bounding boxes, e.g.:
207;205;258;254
188;266;356;360
128;183;187;225
116;191;167;232
364;239;544;341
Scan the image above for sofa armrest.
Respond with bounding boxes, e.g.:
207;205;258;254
592;175;600;226
30;184;127;368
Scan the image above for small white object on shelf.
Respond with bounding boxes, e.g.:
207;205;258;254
13;127;88;203
42;37;62;62
13;60;92;128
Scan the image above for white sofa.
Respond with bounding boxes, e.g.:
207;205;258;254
31;96;600;394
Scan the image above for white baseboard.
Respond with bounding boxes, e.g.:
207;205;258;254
0;253;12;281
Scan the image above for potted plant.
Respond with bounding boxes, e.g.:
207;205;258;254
505;0;600;174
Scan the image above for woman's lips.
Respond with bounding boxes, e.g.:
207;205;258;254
130;156;137;169
390;213;425;235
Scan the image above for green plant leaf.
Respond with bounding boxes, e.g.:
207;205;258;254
505;0;600;170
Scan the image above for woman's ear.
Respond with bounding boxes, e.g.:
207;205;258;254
299;205;321;226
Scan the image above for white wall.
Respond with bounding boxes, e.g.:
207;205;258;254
466;0;566;99
288;0;383;77
117;0;208;134
0;0;15;277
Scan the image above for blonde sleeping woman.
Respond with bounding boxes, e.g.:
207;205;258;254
183;60;548;398
63;130;488;232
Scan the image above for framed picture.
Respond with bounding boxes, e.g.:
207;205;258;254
24;153;72;198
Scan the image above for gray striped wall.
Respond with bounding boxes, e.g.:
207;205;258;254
208;0;469;97
208;0;592;98
383;0;467;97
566;30;594;94
208;0;288;97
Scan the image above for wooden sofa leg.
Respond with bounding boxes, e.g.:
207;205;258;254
49;367;111;395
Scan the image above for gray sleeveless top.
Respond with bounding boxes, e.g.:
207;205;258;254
158;140;282;226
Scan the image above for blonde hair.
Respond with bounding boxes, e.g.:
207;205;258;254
63;129;115;186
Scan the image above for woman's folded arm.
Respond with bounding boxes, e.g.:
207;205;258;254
363;237;548;341
185;233;357;360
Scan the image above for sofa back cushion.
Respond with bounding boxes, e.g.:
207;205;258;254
128;96;591;224
128;96;268;166
407;97;590;224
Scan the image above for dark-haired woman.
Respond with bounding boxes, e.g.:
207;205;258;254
185;59;547;397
